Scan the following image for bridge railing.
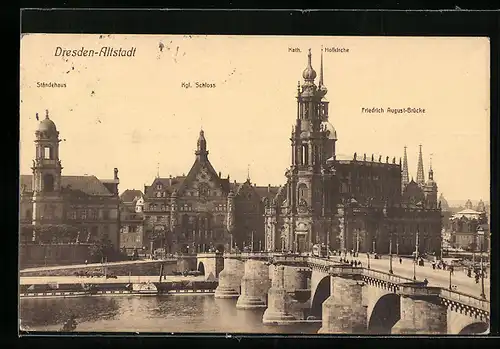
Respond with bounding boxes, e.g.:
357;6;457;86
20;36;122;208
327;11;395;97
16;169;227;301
272;255;309;263
361;268;419;285
439;288;490;312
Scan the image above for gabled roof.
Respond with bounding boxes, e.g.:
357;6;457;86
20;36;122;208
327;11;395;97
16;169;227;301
144;176;186;198
177;158;228;194
254;185;280;201
120;189;143;203
20;174;115;196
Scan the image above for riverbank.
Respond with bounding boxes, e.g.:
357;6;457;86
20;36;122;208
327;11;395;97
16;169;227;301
20;279;218;299
20;288;215;299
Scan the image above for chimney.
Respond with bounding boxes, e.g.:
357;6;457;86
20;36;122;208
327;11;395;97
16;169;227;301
219;171;221;178
234;180;236;184
268;184;271;193
114;168;119;180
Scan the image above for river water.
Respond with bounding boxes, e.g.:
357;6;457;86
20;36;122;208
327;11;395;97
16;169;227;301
20;295;322;334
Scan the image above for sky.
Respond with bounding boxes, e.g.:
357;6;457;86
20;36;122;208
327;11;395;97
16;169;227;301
20;35;490;203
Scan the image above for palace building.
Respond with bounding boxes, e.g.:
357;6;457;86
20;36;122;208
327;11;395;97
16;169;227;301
141;130;278;254
19;111;121;255
264;49;442;256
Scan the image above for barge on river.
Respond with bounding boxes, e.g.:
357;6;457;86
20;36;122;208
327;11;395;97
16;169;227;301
20;280;218;298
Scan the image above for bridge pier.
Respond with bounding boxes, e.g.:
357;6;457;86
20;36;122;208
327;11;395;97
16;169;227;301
392;284;448;334
214;256;245;299
263;265;297;324
318;274;367;334
236;259;271;309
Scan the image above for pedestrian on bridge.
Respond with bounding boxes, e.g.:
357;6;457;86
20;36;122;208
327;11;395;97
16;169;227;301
399;257;402;264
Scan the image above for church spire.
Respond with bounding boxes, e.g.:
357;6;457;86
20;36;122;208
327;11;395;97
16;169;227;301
247;164;251;182
195;129;209;162
428;153;434;181
416;144;425;185
402;146;409;189
319;46;324;87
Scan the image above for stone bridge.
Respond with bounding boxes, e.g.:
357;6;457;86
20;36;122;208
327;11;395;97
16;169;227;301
212;252;490;334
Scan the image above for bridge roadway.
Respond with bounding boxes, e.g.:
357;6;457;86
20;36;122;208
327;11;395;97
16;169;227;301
238;252;490;303
20;275;205;285
20;259;177;273
331;254;490;300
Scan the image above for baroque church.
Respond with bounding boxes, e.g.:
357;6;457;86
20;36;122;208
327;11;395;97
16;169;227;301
264;49;442;256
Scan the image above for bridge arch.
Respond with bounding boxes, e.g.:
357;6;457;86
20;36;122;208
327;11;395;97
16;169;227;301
459;322;489;334
197;262;205;275
310;275;330;318
367;293;401;334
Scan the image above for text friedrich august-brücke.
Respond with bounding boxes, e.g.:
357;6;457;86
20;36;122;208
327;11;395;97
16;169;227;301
54;46;137;57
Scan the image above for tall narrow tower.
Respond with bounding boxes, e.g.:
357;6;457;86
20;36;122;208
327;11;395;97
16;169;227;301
423;155;438;208
402;146;409;190
31;110;65;229
195;129;209;163
416;144;425;186
288;49;333;252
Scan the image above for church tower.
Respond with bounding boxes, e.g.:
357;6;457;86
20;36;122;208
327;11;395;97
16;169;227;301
284;48;336;252
423;155;438;208
416;144;425;186
402;146;409;191
31;110;65;229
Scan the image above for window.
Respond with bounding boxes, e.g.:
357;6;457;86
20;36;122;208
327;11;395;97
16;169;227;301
44;147;52;159
102;209;109;220
80;209;87;220
199;183;209;197
301;144;309;165
25;209;32;220
90;209;97;220
156;192;162;198
43;174;55;192
102;225;109;239
156;183;162;190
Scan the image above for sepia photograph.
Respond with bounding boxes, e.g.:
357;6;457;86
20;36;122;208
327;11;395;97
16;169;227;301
19;34;490;335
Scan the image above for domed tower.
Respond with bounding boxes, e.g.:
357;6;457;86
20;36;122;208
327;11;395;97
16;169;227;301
31;110;64;229
285;48;336;253
423;156;438;209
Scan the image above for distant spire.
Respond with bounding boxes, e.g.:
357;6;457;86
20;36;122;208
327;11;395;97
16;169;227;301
402;146;409;189
428;153;434;181
319;46;324;87
156;162;160;178
247;164;251;182
195;129;208;161
45;109;49;119
416;144;425;185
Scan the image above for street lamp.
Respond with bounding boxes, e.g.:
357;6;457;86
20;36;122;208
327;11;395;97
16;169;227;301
389;231;393;274
396;236;399;257
356;229;360;257
477;227;486;299
449;266;452;290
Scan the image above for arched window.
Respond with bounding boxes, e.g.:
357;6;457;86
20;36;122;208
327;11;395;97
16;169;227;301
199;183;209;197
301;144;309;165
43;147;53;160
297;183;308;202
43;174;54;192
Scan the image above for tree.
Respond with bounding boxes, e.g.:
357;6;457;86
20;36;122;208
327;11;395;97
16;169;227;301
32;224;80;244
89;237;127;263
